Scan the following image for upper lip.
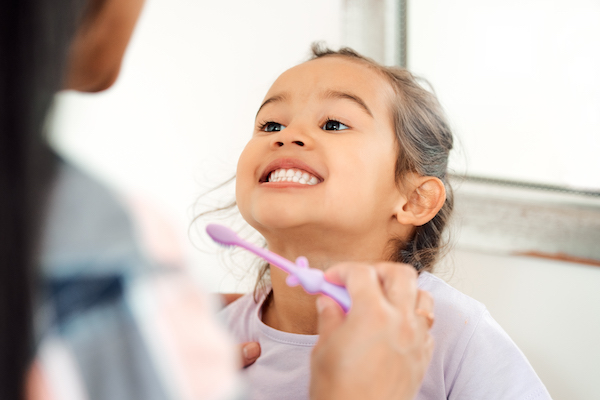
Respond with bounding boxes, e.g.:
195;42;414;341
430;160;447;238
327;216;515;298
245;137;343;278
259;158;324;183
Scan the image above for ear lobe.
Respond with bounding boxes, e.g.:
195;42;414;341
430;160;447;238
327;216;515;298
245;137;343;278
394;176;446;226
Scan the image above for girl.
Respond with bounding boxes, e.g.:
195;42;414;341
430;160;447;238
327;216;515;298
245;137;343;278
219;45;551;400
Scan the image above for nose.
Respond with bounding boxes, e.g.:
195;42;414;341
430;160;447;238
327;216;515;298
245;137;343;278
270;126;312;149
273;139;304;147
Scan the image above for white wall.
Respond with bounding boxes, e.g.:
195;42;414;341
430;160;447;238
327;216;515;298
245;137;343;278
437;250;600;400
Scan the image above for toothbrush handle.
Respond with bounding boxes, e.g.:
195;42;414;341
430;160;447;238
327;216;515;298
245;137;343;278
319;280;351;312
239;239;351;311
241;242;298;274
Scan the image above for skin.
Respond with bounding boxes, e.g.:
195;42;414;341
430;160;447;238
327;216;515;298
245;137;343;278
64;0;146;92
236;56;445;335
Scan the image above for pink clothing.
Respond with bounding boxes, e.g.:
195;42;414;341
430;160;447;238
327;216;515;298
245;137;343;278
219;271;552;400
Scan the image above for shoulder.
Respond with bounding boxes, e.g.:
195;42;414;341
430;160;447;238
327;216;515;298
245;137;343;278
219;292;258;318
218;292;263;343
42;161;141;276
447;309;551;399
417;272;489;367
418;272;487;326
417;272;551;400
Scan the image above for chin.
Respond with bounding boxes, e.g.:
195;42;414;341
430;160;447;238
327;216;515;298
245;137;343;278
244;206;309;234
255;214;306;232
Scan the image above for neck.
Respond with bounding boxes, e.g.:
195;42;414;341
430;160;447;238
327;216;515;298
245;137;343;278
260;227;395;335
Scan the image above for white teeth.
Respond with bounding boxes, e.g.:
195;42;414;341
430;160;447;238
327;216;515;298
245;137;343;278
266;168;321;185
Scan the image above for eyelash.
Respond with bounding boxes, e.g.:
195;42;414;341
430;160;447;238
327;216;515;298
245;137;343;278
257;120;277;131
256;117;351;131
322;117;351;130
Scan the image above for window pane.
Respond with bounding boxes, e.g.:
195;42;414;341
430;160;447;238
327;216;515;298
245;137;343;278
408;0;600;190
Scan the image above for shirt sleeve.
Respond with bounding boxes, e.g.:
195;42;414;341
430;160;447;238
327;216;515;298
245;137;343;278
448;310;552;400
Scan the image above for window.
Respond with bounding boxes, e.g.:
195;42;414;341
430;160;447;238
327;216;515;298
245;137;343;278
343;0;600;262
408;0;600;192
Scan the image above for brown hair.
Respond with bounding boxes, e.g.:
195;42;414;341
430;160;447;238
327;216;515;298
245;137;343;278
308;43;454;272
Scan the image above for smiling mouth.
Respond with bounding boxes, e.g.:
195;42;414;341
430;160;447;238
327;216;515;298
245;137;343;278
262;168;320;185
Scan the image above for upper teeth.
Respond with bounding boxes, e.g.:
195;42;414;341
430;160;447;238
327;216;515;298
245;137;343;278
268;168;319;185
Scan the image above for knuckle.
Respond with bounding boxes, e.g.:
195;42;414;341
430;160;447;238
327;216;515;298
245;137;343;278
420;291;435;310
378;262;418;278
368;304;391;325
397;263;418;277
350;264;377;283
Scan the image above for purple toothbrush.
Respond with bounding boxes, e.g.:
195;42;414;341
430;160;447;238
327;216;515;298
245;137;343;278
206;224;351;312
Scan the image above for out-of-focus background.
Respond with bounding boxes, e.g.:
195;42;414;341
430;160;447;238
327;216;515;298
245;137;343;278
47;1;600;399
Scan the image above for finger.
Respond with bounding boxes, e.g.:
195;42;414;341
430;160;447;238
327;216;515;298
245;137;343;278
240;342;261;367
316;295;345;342
325;263;384;310
414;290;435;330
323;261;361;285
421;331;435;367
374;263;419;309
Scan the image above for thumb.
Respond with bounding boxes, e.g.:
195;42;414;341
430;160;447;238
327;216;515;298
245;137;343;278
316;295;345;341
240;342;261;368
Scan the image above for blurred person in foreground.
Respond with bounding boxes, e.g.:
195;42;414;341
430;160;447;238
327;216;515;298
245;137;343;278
0;0;435;399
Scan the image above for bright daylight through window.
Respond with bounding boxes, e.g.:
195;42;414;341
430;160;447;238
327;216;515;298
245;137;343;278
408;0;600;192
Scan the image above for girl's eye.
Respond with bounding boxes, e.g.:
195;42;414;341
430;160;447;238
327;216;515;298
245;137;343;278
322;120;349;131
263;122;286;132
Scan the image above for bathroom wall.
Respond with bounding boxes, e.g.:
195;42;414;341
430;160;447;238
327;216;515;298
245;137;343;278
437;249;600;400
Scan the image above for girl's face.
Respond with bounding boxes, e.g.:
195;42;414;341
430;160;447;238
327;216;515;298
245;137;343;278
236;56;405;242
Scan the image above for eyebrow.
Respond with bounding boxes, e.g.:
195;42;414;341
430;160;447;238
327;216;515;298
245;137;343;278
256;94;287;117
255;90;374;118
322;90;373;118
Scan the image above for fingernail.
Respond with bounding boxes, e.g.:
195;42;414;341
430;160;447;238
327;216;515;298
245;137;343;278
243;343;260;360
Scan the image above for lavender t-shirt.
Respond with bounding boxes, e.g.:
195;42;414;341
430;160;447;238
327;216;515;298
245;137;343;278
219;272;551;400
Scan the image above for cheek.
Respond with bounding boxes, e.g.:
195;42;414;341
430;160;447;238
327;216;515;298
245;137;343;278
336;140;397;186
329;145;398;213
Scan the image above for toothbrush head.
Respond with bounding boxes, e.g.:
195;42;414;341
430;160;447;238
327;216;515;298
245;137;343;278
206;224;242;247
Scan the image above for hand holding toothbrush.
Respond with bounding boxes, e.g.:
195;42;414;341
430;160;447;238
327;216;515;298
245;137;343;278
310;262;435;400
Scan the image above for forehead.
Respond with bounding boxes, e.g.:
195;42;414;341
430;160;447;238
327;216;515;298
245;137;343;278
264;56;393;112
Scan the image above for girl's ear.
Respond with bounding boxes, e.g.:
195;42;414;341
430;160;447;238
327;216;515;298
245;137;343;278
394;175;446;226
